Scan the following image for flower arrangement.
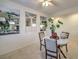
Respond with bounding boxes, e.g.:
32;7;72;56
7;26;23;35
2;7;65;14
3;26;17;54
48;17;63;39
48;18;63;32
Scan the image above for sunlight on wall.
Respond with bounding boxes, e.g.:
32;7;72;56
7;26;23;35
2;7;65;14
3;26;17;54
55;13;78;39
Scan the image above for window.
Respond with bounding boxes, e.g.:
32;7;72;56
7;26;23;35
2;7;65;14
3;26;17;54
25;12;36;27
40;16;47;31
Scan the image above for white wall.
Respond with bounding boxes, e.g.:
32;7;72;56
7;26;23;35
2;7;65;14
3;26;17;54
0;0;77;55
0;1;47;55
47;6;78;39
46;12;78;40
56;13;78;39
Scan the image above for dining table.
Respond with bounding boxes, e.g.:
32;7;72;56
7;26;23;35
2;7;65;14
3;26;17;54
43;36;69;58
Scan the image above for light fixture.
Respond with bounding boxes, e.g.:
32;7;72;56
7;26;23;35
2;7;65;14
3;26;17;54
40;25;44;28
9;21;15;24
42;1;49;7
51;17;55;19
41;0;55;7
32;23;36;27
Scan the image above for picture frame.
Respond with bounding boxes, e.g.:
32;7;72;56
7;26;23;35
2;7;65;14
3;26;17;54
0;9;20;35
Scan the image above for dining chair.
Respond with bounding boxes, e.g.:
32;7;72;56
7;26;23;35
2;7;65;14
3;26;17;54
44;39;61;59
60;32;69;52
38;31;45;50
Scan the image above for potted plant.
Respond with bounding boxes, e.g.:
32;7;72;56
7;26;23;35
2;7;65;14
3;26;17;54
48;18;63;39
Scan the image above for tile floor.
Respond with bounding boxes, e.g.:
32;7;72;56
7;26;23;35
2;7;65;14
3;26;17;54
0;37;77;59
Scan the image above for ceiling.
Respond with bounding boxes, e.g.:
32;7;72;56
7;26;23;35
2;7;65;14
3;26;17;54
11;0;77;16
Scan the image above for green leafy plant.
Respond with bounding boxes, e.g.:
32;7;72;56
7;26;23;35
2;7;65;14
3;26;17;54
41;21;47;28
40;21;47;31
48;18;63;32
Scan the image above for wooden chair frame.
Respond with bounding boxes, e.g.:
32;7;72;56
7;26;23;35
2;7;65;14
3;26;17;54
60;32;69;52
44;39;60;59
38;31;45;50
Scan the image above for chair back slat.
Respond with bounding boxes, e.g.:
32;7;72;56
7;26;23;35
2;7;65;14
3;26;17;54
60;32;69;39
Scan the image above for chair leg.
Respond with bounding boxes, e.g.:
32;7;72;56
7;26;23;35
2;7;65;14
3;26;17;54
59;48;66;58
66;44;68;52
45;52;47;59
40;44;42;50
56;57;58;59
59;53;61;59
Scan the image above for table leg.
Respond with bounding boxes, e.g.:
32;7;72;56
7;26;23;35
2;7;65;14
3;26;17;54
59;47;66;58
66;44;68;52
59;53;61;59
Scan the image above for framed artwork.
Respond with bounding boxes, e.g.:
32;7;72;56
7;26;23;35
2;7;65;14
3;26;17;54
0;9;20;35
40;16;47;31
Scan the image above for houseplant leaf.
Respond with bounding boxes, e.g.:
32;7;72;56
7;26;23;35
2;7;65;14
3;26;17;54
56;24;60;28
58;20;63;24
48;18;53;22
50;24;55;32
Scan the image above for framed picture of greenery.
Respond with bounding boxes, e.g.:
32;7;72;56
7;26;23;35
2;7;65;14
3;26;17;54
0;9;20;35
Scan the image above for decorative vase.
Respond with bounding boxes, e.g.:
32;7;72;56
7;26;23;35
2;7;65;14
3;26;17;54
51;32;58;39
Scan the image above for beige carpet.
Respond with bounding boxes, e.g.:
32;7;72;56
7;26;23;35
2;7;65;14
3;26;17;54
0;38;77;59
